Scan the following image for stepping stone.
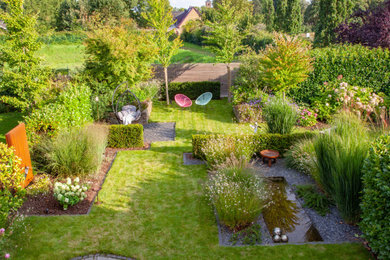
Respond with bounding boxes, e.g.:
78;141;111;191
143;122;176;143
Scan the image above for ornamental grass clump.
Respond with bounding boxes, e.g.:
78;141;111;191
206;166;269;231
313;112;370;223
285;139;317;177
262;96;298;134
201;135;255;169
54;177;88;210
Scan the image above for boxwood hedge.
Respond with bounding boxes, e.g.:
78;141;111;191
192;132;317;159
108;124;144;148
360;135;390;259
160;81;220;100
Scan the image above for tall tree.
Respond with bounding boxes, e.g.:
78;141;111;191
142;0;182;105
314;0;354;46
274;0;288;31
286;0;302;33
205;0;248;102
253;0;275;31
0;0;50;112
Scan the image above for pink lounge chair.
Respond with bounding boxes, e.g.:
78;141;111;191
174;94;192;108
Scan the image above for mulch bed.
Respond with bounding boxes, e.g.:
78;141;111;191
18;145;150;216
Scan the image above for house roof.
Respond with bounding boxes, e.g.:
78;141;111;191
173;7;201;28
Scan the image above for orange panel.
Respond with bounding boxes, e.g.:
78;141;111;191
5;123;33;188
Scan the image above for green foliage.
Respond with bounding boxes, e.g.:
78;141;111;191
160;81;220;101
230;223;262;245
296;185;331;216
107;124;144;148
313;112;370;223
132;80;161;102
253;0;274;31
192;132;317;159
204;0;247;64
24;84;93;143
314;0;354;47
25;174;52;196
285;0;303;33
297;107;317;127
259;33;313;95
0;143;25;227
34;124;108;177
274;0;288;31
0;0;51;112
262;96;299;135
206;166;268;230
38;32;86;45
285;138;316;176
87;0;129;22
142;0;182;105
24;0;61;32
55;0;79;31
360;134;390;260
242;26;273;52
84;21;156;90
53;177;88;210
292;45;390;104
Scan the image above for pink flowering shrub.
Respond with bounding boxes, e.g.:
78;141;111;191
297;108;317;127
312;80;387;122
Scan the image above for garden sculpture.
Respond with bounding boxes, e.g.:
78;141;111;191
174;94;192;108
112;81;142;125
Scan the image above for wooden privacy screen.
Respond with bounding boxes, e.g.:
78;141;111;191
5;123;33;188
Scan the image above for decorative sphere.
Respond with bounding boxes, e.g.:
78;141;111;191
281;234;288;242
273;227;281;235
273;235;281;242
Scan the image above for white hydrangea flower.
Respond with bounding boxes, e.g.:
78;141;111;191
74;177;80;183
64;198;69;203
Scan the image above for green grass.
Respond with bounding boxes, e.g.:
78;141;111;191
8;100;369;259
36;44;85;71
0;112;23;143
36;42;215;71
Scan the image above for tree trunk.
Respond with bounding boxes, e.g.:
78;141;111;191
227;64;232;103
164;66;170;105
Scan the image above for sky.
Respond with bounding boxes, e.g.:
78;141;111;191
170;0;206;8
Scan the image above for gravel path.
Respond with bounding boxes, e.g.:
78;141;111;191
253;158;363;243
143;122;176;143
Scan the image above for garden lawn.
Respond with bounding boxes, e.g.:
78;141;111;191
37;42;216;72
0;112;23;143
8;100;369;259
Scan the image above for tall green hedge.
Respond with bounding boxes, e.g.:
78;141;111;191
108;124;144;148
360;135;390;259
290;45;390;104
161;81;220;100
192;132;317;159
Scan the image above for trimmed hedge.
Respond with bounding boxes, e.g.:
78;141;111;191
290;44;390;104
192;132;317;159
161;81;220;100
108;124;144;148
360;135;390;259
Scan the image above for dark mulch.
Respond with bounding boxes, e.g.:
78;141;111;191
18;145;149;216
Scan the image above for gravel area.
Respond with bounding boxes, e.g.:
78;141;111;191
253;158;363;243
143;122;175;143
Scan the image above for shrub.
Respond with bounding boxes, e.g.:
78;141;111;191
285;139;316;176
201;135;255;168
83;20;156;90
297;107;317;127
192;132;317;159
313;112;370;223
25;174;52;197
234;100;263;124
53;177;88;210
296;184;331;216
292;45;390;104
336;1;390;49
108;124;144;148
131;80;161;102
160;81;220;101
258;33;313;95
360;134;390;259
24;84;93;143
262;96;299;134
32;124;108;177
206;166;268;231
0;143;26;227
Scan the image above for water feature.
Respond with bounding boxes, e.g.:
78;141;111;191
262;177;323;243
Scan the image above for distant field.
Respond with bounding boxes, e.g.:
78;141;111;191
36;42;216;71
